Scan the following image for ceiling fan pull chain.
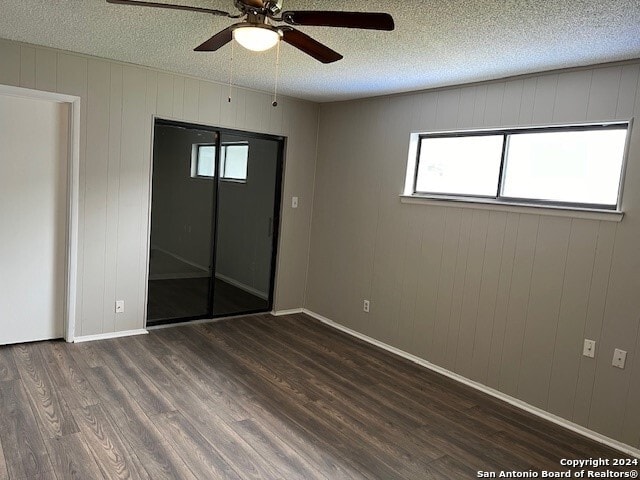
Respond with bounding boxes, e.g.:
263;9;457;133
228;39;235;103
272;39;281;107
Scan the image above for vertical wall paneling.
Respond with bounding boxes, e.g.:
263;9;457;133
198;80;222;126
500;80;523;126
82;59;111;336
411;207;447;359
483;82;505;126
155;73;174;118
531;74;558;124
457;86;476;128
309;61;640;449
547;219;599;420
470;211;507;383
138;70;158;325
553;70;591;123
182;77;199;121
0;39;20;86
517;216;571;409
115;66;147;332
518;77;537;124
431;208;462;366
35;48;57;92
56;53;89;336
171;75;184;119
455;210;490;379
572;222;617;425
587;67;622;120
486;212;519;388
19;46;36;89
444;208;474;370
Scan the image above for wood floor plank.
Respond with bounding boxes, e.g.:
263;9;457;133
0;346;18;383
40;342;100;409
0;380;53;479
0;436;8;480
80;366;198;480
44;432;105;480
72;404;150;479
151;411;243;480
92;342;175;416
12;344;79;439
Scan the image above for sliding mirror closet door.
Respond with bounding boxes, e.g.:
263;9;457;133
147;121;217;324
147;119;284;326
212;132;282;317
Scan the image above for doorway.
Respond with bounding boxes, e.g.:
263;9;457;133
0;93;70;344
146;119;284;326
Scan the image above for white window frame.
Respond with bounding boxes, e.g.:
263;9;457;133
402;121;632;220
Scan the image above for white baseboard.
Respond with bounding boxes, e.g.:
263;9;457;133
301;309;640;459
73;329;148;343
271;308;304;316
215;273;269;300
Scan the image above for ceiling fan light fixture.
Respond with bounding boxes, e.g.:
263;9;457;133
233;25;281;52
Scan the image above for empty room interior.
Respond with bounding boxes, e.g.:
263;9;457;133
1;0;640;478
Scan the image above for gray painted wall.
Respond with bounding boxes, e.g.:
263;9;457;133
306;61;640;449
0;37;319;336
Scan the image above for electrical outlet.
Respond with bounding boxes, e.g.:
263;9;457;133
583;339;596;358
612;349;627;369
115;300;125;314
292;196;299;209
363;300;370;313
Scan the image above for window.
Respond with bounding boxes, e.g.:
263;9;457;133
193;144;216;178
407;123;629;210
220;144;249;181
191;143;249;182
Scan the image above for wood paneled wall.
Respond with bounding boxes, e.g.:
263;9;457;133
0;38;319;336
307;61;640;449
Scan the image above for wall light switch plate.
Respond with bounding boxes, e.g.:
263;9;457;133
292;197;299;209
583;339;596;358
612;349;627;369
115;300;125;314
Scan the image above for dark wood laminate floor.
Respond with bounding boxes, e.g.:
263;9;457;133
0;314;635;479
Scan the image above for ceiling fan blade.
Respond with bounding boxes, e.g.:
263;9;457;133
281;28;343;64
282;11;395;31
106;0;230;16
194;27;234;51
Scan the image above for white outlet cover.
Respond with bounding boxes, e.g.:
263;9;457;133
612;348;627;369
115;300;125;313
292;197;299;209
583;339;596;358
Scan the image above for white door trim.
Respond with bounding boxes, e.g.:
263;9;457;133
0;84;81;343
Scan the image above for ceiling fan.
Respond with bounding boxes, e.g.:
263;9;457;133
106;0;395;63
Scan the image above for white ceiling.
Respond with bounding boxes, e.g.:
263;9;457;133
1;0;639;102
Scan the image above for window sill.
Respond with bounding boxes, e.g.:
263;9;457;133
399;195;624;222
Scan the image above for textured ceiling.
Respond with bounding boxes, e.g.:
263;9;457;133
0;0;639;102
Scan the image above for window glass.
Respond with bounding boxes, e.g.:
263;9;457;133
502;129;627;206
196;145;215;177
416;135;504;196
221;144;249;181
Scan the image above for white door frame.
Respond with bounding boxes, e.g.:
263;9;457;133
0;84;81;342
